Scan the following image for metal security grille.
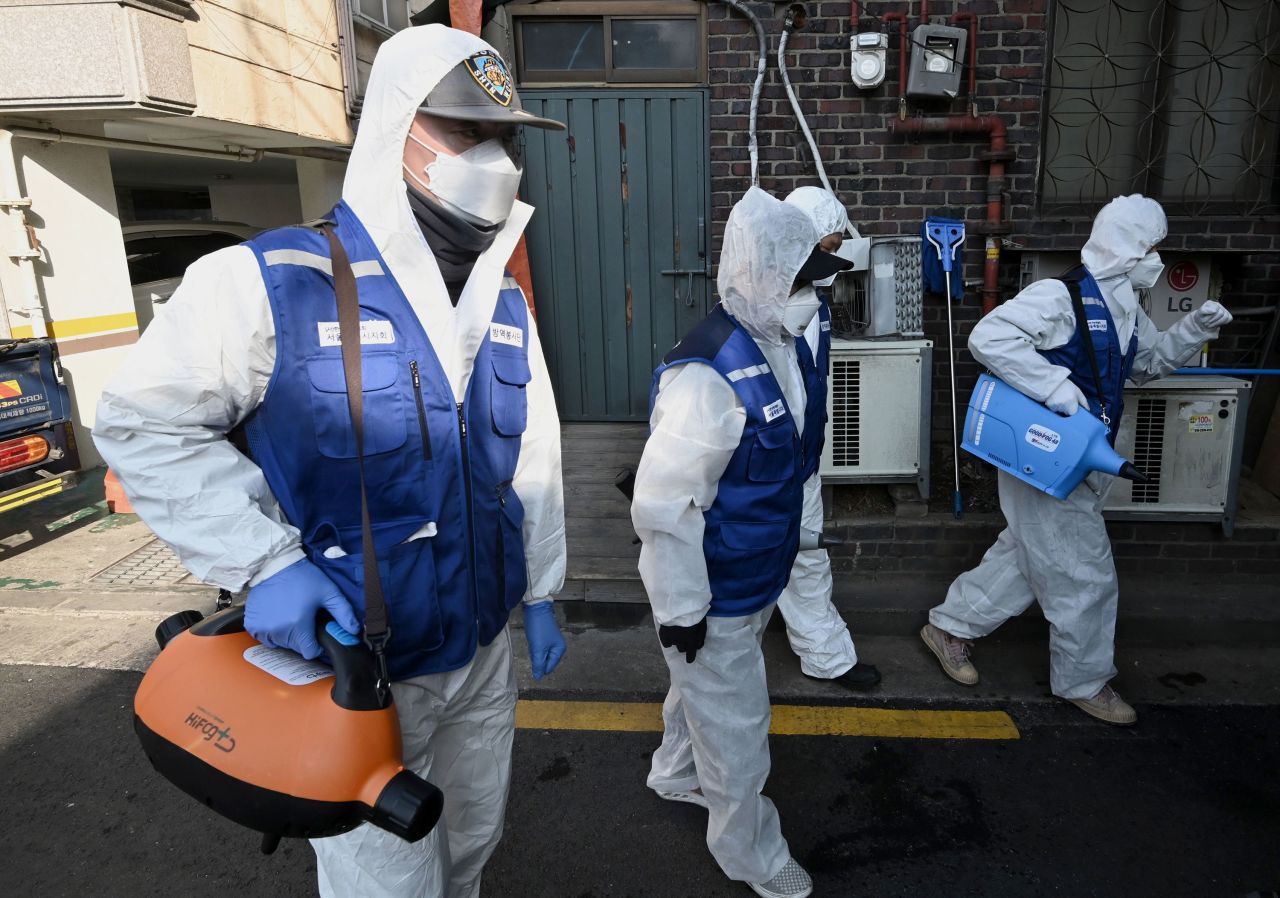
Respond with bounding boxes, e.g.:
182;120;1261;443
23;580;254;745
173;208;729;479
1131;397;1166;503
894;239;924;337
829;359;862;467
1043;0;1280;217
91;538;202;587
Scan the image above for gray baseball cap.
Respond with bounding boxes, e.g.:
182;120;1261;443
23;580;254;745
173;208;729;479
420;51;566;131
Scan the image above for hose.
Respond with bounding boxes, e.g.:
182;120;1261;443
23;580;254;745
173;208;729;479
779;9;833;193
719;0;768;186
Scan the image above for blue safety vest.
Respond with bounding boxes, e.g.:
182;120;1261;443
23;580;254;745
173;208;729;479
794;296;832;481
650;305;804;618
1041;268;1138;445
241;201;531;680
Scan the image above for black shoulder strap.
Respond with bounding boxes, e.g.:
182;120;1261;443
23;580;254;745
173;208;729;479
1059;265;1109;424
322;223;391;699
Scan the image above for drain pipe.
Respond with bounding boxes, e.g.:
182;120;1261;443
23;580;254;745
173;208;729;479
889;115;1014;313
778;4;833;193
0;129;47;339
719;0;769;186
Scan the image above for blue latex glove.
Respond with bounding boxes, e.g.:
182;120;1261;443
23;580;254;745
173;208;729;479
245;558;362;660
523;601;566;681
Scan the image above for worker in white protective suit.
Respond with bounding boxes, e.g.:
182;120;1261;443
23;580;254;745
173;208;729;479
921;194;1233;726
94;26;568;897
777;186;880;690
632;187;852;898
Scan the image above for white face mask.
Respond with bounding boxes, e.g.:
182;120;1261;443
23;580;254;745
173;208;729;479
783;286;822;336
1128;251;1164;290
404;132;523;226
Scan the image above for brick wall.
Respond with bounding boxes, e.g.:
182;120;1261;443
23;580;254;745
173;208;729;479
826;515;1280;579
703;0;1280;492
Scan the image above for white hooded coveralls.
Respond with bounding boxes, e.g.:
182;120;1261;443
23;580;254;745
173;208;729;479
775;186;860;678
93;25;566;898
929;195;1229;700
632;187;819;884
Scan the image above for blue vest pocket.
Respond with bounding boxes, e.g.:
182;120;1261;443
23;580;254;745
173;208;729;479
307;352;408;458
490;352;531;437
311;534;445;660
719;518;791;550
748;422;796;482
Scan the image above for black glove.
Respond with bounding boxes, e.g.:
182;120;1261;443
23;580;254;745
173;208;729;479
658;618;707;664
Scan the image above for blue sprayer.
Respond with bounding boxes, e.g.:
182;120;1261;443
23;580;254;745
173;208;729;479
961;374;1148;500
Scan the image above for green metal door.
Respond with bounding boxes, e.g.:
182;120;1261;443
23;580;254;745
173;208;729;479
519;90;710;421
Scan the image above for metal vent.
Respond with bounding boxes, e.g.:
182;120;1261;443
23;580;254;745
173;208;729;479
1130;397;1166;503
829;359;862;467
894;239;924;336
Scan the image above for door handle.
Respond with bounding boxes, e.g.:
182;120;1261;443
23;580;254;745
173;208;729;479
660;266;709;307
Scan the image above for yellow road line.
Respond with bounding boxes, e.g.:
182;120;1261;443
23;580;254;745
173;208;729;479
515;700;1019;740
12;311;138;340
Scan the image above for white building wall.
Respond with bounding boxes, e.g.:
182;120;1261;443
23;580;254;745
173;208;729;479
2;137;137;468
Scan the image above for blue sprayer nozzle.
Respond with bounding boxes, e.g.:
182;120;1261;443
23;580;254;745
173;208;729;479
960;375;1144;500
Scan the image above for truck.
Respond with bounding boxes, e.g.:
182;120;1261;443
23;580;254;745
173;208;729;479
0;336;80;513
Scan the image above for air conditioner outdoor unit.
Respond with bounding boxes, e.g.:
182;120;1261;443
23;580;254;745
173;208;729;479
820;338;933;498
1104;375;1251;536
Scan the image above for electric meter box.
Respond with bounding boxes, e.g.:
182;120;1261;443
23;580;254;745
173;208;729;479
851;31;888;89
906;24;967;98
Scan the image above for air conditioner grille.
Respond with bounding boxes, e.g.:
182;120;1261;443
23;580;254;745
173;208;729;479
1131;397;1165;503
830;359;861;467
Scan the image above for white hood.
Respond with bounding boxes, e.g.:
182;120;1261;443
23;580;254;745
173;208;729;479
784;186;849;239
343;24;495;247
1081;194;1167;280
718;188;820;344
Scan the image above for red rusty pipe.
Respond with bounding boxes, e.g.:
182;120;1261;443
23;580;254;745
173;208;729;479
883;12;909;99
950;11;978;101
850;0;860;33
920;0;929;23
889;115;1009;313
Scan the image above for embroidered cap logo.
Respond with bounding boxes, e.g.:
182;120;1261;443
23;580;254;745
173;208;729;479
466;53;514;107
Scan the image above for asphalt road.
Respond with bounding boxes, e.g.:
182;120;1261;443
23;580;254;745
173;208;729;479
3;664;1278;898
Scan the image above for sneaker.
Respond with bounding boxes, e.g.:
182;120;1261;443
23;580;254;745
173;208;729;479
1067;684;1137;726
920;623;979;685
654;787;708;809
748;858;813;898
804;662;881;691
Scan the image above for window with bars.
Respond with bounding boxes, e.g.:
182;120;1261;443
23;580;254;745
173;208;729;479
508;3;704;85
353;0;410;34
1041;0;1280;217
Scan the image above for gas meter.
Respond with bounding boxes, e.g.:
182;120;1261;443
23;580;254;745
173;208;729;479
850;31;888;89
906;23;967;98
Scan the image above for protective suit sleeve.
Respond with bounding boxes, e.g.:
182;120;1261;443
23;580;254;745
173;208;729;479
1128;305;1217;385
968;279;1079;402
512;306;566;603
92;246;304;590
631;364;745;627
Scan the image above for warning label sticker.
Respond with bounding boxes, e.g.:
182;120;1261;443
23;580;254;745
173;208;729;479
243;646;334;686
1188;414;1214;433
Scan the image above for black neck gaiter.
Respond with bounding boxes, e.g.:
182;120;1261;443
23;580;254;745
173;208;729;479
405;183;501;306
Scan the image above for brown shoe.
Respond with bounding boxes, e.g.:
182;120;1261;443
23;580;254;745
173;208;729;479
920;623;979;685
1068;684;1137;726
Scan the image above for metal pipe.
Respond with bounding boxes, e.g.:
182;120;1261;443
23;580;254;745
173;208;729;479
890;115;1009;312
719;0;769;186
920;0;930;23
0;130;47;339
950;11;978;108
780;5;833;193
1174;368;1280;376
850;0;861;33
5;127;263;163
883;12;909;108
